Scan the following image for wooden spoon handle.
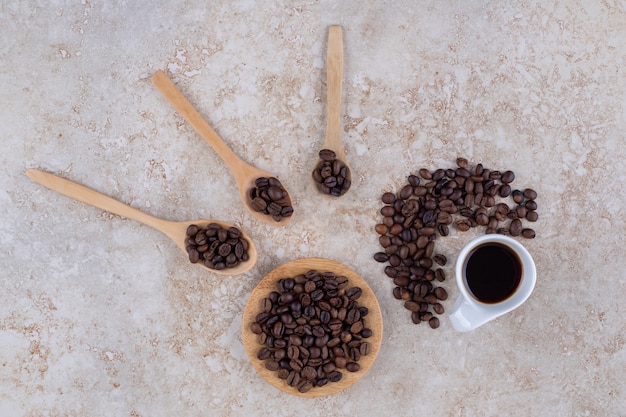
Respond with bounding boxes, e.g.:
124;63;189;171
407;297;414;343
25;169;168;232
323;26;344;154
151;70;249;175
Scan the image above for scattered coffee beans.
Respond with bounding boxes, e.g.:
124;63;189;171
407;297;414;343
374;159;538;328
312;149;351;196
185;223;249;270
249;177;294;222
250;270;372;393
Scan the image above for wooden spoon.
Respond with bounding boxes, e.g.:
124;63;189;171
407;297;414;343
242;258;383;397
25;169;258;275
312;26;352;197
151;70;293;226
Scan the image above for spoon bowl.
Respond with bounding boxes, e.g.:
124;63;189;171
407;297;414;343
151;70;293;226
25;169;258;275
312;26;352;197
242;258;383;397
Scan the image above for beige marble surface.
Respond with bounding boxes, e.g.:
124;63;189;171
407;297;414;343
2;1;625;416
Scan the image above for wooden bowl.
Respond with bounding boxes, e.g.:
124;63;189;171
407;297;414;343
242;258;383;397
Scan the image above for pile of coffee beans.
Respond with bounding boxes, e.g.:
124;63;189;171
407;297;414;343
250;270;372;393
312;149;351;196
249;177;294;222
185;223;250;270
374;158;538;328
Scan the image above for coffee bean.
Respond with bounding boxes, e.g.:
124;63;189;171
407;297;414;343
389;223;403;235
428;317;440;329
228;227;241;239
424;294;438;305
350;321;364;334
312;378;327;388
273;348;287;360
489;170;501;180
296;380;313;393
435;268;446;282
346;287;363;300
381;192;396;204
456;219;471;231
432;169;445;181
512;189;524;204
433;303;445;315
374;252;389;262
346;362;360;372
324;176;338;188
525;200;538;211
419;257;433;269
434;287;448;300
374;224;388;235
301;366;317;380
523;188;537;200
509;218;523;236
267;185;285;201
319;148;336;161
265;360;279;371
380;206;395;218
404;300;420;312
187;247;200;263
328;371;343;382
251;322;262;335
501;170;515;183
400;184;413;200
433;254;447;266
411;311;421;324
476;212;489;226
287;370;300;387
218;242;232;257
408;174;420;186
418;168;432;179
522;228;536;238
257;347;271;360
420;312;433;321
186;224;199;236
526;211;538;222
267;202;282;216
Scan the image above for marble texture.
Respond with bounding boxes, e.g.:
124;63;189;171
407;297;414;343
1;1;625;416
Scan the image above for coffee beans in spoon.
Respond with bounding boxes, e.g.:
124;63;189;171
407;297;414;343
374;158;538;328
185;223;250;270
249;177;294;222
312;149;351;197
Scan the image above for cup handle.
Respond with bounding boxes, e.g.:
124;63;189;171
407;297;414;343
448;296;493;332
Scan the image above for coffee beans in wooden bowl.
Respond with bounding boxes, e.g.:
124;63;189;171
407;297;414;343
249;177;294;222
374;158;538;328
242;258;382;397
185;223;251;271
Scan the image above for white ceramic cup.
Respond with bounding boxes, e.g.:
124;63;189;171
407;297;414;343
448;234;536;332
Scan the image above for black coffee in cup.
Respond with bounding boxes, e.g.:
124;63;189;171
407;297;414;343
464;243;522;303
